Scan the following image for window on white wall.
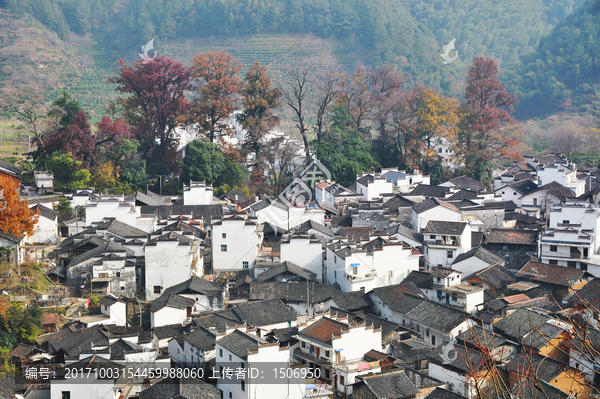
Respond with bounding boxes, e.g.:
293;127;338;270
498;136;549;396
221;245;227;252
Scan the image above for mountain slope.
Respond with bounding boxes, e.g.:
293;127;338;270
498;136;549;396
506;0;600;116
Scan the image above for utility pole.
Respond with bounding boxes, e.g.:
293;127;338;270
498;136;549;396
28;136;31;153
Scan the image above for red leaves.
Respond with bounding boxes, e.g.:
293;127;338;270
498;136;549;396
190;50;243;142
465;57;519;134
43;110;95;168
108;56;196;173
0;176;39;237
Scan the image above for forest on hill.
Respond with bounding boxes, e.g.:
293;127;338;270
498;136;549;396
0;0;598;119
0;0;598;116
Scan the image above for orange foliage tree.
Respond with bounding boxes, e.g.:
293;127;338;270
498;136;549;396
0;176;39;237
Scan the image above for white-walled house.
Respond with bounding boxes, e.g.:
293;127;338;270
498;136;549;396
86;195;138;227
520;181;577;217
150;276;225;328
368;284;427;325
144;232;202;300
211;216;263;273
380;168;431;193
167;326;216;368
315;181;363;211
404;300;475;346
247;198;325;232
326;238;420;293
83;295;127;327
537;162;585;196
91;254;136;297
30;204;59;244
216;329;307;399
494;179;538;207
423;221;471;269
293;315;383;396
231;299;297;334
50;357;124;399
279;236;324;282
412;198;462;233
182;181;214;205
539;201;600;274
356;174;394;201
451;247;505;277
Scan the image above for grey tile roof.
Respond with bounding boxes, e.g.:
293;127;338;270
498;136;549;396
409;184;450;198
517;260;588;287
448;175;489;192
99;296;118;307
31;204;58;220
423;221;467;235
466;264;515;289
58;355;124;378
355;370;419;399
249;282;341;303
357;175;375;186
265;326;298;347
95;218;148;238
502;179;539;195
566;278;600;305
425;387;468;399
331;291;373;311
192;309;244;333
67;241;133;267
471;231;484;247
8;343;39;359
151;276;223;312
140;204;223;221
527;180;576;199
331;215;352;228
219;188;250;203
135;191;167;206
446;189;479;200
413;198;459;214
494;308;550;341
388;224;424;245
484;229;539;245
184;326;216;351
405;300;471;333
370;283;426;313
50;325;109;356
153;220;205;238
232;299;296;327
294;219;334;237
385;195;415;207
401;270;434;290
139;377;221;399
256;261;316;282
217;329;267;360
452;246;504;267
147;231;195;245
0;159;21;177
506;353;563;386
153;324;186;340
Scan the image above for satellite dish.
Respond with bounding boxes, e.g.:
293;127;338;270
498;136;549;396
2;291;8;296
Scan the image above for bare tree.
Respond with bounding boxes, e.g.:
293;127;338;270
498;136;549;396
277;64;314;162
0;85;61;155
262;135;301;196
314;67;341;145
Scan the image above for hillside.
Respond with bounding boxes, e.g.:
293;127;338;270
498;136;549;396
0;0;594;118
507;0;600;117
